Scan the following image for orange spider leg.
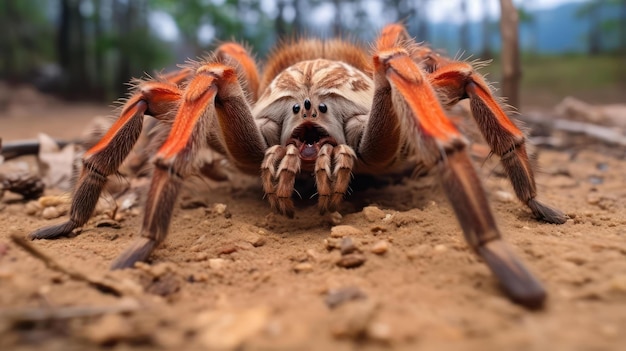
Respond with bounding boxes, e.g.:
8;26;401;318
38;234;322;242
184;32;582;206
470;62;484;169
376;23;410;52
112;62;266;269
29;81;182;240
367;41;545;308
428;62;567;224
216;43;261;102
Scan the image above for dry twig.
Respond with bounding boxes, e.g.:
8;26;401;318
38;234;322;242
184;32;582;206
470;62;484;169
521;113;626;146
0;139;72;161
10;234;138;297
0;298;140;323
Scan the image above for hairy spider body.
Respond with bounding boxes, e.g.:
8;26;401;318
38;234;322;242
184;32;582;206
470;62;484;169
30;24;566;308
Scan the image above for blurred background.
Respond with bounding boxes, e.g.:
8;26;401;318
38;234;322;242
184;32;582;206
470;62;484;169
0;0;624;108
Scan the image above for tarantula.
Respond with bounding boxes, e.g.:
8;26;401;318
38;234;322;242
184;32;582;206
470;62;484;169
29;24;566;308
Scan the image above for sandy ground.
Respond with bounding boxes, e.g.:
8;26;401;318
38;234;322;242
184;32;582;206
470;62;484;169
1;87;625;351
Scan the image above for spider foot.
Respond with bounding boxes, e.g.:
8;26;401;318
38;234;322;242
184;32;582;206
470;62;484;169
275;198;295;218
110;237;157;270
28;220;78;240
478;240;546;309
528;199;568;224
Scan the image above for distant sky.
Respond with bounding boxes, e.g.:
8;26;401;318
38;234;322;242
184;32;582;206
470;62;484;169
426;0;590;23
150;0;592;43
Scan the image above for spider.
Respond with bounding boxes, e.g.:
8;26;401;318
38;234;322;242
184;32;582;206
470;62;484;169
29;24;566;308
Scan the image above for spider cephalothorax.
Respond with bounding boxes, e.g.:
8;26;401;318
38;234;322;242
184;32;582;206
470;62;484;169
29;24;566;308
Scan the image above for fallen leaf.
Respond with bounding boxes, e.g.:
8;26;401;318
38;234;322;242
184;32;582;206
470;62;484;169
37;133;76;190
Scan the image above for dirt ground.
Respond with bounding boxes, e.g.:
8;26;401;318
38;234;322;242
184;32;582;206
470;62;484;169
1;86;625;351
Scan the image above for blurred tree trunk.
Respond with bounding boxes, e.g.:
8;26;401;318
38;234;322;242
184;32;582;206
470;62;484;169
617;0;626;88
481;0;493;59
57;0;71;78
114;0;135;96
459;0;470;51
416;0;429;42
499;0;520;109
384;0;414;23
93;0;105;96
57;0;90;97
588;1;602;55
75;0;89;92
275;0;287;39
292;0;303;35
620;0;626;55
0;0;18;81
332;0;341;36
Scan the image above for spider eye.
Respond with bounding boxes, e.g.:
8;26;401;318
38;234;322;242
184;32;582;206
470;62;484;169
292;104;300;114
304;98;311;110
319;103;327;113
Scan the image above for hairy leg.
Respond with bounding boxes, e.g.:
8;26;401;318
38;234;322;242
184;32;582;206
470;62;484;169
112;60;266;268
428;61;566;224
29;81;182;239
360;24;546;308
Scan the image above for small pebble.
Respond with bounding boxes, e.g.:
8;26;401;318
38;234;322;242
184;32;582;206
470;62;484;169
82;314;134;345
306;249;321;262
38;195;70;207
145;274;181;297
24;201;41;216
588;175;604;185
330;300;378;339
331;225;364;238
135;262;174;278
370;240;389;255
325;286;367;309
294;262;313;273
336;253;366;268
587;193;601;205
609;275;626;293
328;211;342;225
367;322;392;343
195;252;209;261
42;206;61;220
191;272;209;282
362;206;385;222
370;226;386;235
494;190;514;203
340;237;358;255
245;233;266;247
213;203;230;217
434;244;447;253
0;267;13;278
209;258;226;270
196;306;271;350
324;238;341;251
219;245;238;255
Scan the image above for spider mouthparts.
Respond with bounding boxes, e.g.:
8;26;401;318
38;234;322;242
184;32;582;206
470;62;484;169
289;122;334;161
301;143;317;158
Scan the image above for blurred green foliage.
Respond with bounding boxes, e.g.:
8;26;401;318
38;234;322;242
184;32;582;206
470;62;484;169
0;0;623;103
0;0;56;81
